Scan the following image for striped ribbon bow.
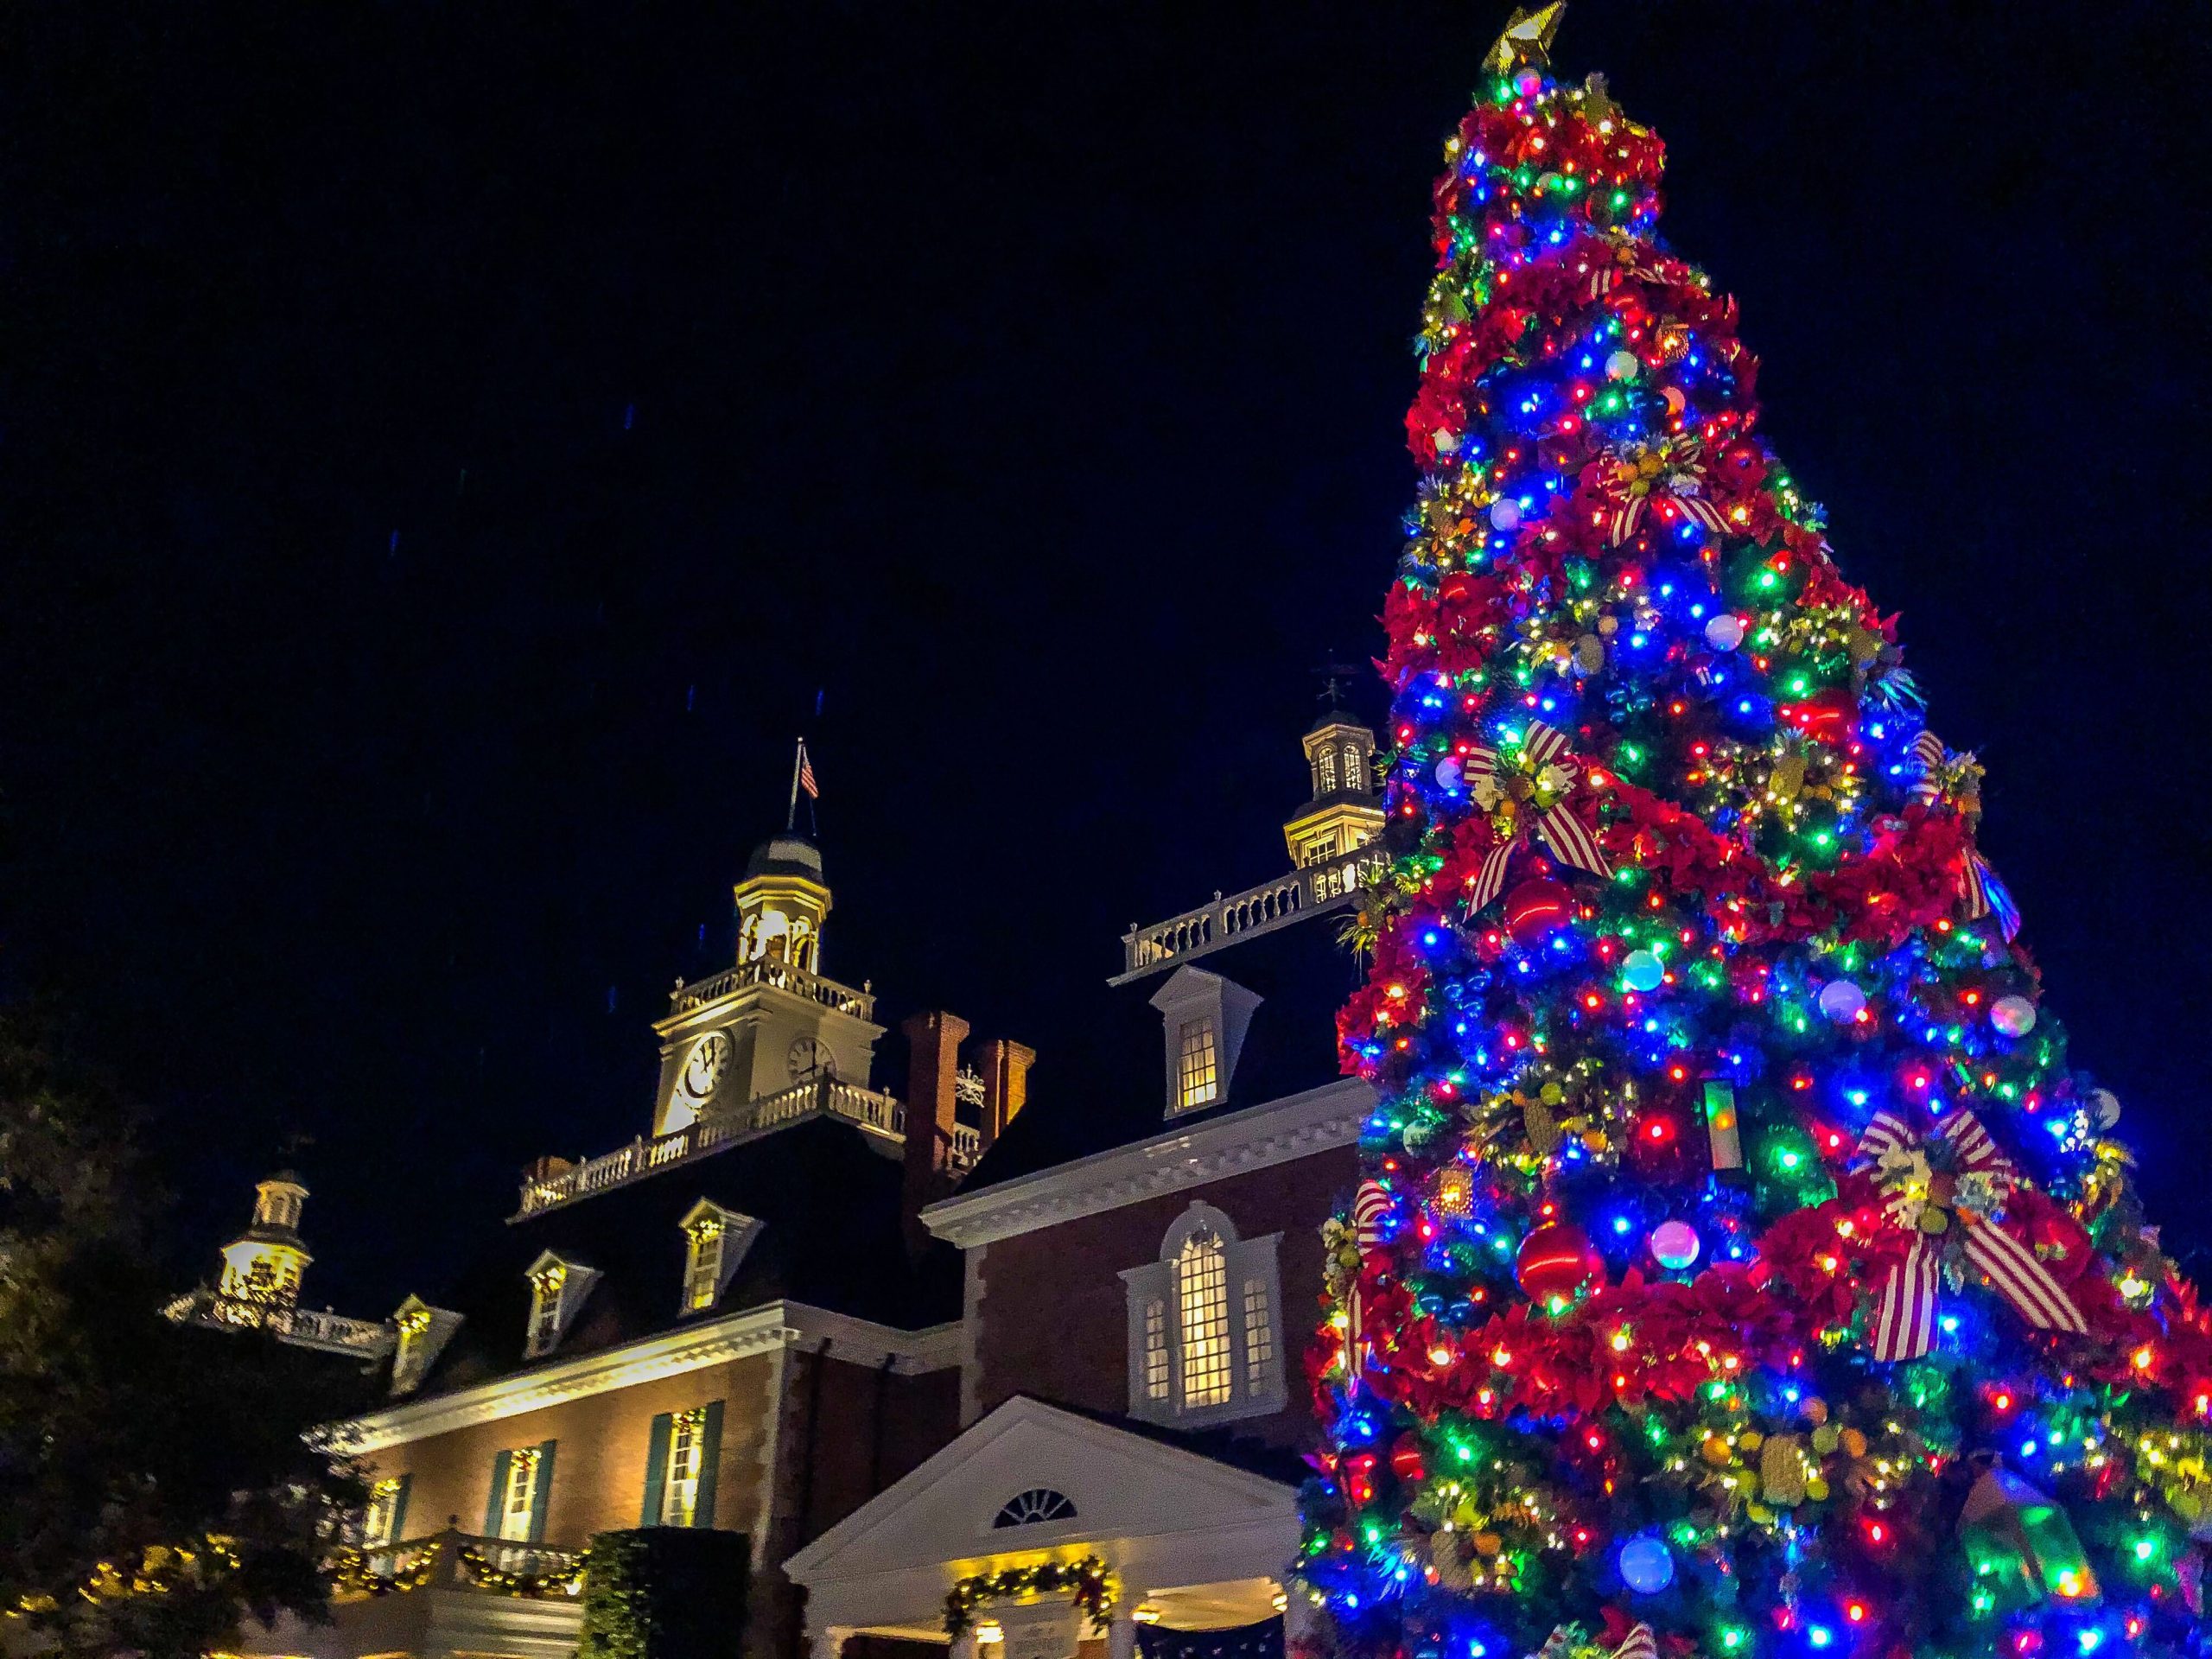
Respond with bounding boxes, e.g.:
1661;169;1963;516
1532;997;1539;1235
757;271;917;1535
1599;435;1731;545
1858;1107;2087;1361
1343;1179;1393;1389
1909;730;2020;940
1461;721;1612;912
1532;1622;1657;1659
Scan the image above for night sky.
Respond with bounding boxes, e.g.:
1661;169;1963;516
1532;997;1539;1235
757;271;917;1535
8;2;2209;1314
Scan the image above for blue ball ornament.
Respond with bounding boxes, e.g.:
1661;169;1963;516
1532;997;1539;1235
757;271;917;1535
1618;1535;1675;1595
1621;949;1665;993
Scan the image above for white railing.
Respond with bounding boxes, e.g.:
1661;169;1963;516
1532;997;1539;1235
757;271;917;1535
343;1529;584;1599
170;1291;396;1357
947;1122;983;1172
1117;849;1386;978
515;1076;906;1217
670;957;874;1020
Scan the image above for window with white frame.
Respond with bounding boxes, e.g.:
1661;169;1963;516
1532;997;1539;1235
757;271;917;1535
1342;744;1364;791
663;1409;705;1525
392;1308;431;1393
364;1476;407;1548
1175;1019;1220;1112
684;1224;723;1312
527;1267;566;1355
1317;747;1338;793
1121;1202;1285;1427
500;1448;540;1541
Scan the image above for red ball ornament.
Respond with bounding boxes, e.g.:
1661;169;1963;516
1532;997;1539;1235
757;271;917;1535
1503;876;1575;944
1389;1433;1427;1483
1516;1220;1605;1301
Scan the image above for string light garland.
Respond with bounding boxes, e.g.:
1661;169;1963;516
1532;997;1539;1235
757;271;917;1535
329;1540;442;1598
454;1542;586;1599
1300;9;2210;1659
943;1557;1116;1638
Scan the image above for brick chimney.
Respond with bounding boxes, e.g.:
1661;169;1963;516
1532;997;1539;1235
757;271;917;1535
973;1038;1035;1149
900;1010;969;1253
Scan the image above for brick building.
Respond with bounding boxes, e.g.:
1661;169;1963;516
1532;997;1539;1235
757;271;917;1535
212;702;1384;1659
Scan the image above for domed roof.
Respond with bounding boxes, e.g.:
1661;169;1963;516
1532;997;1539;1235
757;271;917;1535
744;834;824;882
1309;706;1372;736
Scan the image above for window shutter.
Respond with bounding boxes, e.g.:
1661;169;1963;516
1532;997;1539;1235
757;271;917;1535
694;1400;724;1528
528;1440;557;1543
641;1413;673;1527
389;1472;412;1543
483;1450;512;1537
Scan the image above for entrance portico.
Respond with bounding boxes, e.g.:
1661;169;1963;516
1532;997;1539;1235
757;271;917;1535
786;1396;1311;1659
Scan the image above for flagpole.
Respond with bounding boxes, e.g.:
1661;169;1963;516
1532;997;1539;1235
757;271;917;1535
785;740;804;831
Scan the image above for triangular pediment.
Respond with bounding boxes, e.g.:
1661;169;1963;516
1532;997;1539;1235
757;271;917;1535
786;1396;1296;1586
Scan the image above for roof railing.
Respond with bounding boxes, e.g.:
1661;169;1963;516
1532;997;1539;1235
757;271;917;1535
1115;848;1384;981
669;957;874;1021
513;1074;906;1219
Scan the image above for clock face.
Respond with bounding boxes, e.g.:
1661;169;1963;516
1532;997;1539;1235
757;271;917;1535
787;1036;832;1080
675;1031;734;1108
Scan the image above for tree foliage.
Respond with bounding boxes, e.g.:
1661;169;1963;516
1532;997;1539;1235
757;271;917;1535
0;1006;368;1659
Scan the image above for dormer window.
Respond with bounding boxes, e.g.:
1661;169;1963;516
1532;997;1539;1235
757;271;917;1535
523;1253;599;1358
1122;1202;1286;1427
1147;965;1262;1120
394;1306;432;1391
676;1201;759;1316
1175;1019;1219;1112
388;1296;461;1396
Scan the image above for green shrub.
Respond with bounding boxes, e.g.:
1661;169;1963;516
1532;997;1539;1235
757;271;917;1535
577;1529;750;1659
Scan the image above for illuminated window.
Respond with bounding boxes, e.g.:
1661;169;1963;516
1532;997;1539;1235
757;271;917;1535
644;1402;721;1529
1176;1230;1231;1408
500;1448;540;1541
1343;745;1364;791
1243;1277;1274;1390
527;1267;566;1356
1141;1299;1168;1402
1123;1204;1284;1427
1175;1019;1219;1111
1302;836;1336;867
1317;748;1338;792
663;1409;705;1526
684;1224;723;1312
364;1476;408;1548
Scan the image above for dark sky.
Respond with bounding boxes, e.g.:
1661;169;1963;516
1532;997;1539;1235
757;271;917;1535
8;2;2210;1313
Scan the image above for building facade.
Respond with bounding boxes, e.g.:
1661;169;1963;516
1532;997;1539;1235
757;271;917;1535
219;704;1382;1659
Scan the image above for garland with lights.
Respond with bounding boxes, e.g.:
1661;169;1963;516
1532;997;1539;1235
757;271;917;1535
1300;8;2210;1659
455;1542;586;1599
943;1557;1116;1638
329;1539;442;1597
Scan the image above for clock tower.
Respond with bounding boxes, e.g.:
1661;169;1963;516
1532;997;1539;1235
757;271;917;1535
650;834;886;1136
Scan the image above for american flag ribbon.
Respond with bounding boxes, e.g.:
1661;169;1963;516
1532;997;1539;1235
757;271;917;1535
1461;720;1611;913
1857;1107;2086;1362
1344;1181;1393;1389
1906;729;2021;940
1530;1623;1656;1659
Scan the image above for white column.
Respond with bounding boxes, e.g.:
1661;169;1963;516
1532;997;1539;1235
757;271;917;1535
1109;1603;1141;1659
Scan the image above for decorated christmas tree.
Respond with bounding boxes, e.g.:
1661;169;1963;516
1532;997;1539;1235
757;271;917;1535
1302;10;2210;1659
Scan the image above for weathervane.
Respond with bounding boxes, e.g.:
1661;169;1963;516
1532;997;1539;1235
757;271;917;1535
1483;1;1567;75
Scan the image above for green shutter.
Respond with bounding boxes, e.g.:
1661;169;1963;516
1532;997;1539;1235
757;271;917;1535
694;1400;724;1529
528;1440;557;1543
484;1450;512;1536
388;1472;412;1543
641;1413;673;1527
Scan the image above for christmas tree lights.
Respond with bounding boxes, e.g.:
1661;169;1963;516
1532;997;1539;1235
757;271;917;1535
1302;10;2211;1659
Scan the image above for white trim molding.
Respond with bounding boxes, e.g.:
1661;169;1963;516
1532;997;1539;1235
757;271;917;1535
330;1302;960;1454
922;1076;1370;1249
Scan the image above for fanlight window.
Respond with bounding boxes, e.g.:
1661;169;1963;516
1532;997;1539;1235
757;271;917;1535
992;1488;1078;1529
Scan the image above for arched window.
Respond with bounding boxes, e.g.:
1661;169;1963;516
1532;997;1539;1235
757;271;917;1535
1342;745;1364;791
1122;1203;1286;1427
992;1488;1078;1529
1317;747;1338;793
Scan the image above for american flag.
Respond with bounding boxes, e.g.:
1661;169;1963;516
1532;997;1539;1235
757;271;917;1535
798;743;818;799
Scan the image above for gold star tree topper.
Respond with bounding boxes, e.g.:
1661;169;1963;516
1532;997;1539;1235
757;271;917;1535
1484;2;1567;74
